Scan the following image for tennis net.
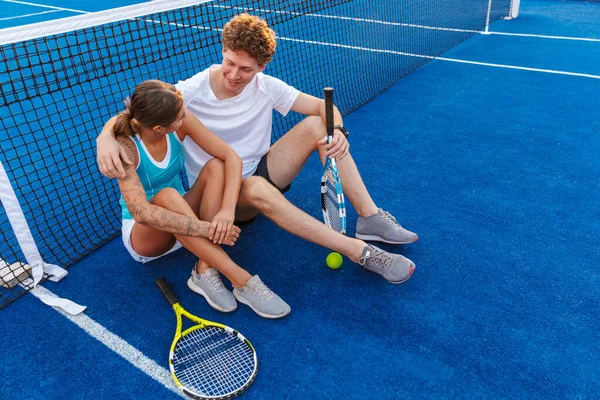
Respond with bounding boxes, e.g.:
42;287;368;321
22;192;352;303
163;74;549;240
0;0;519;308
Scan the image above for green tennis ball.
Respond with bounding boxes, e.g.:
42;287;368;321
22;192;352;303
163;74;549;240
326;252;343;269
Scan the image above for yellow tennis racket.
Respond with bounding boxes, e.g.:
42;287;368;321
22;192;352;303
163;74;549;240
155;277;257;399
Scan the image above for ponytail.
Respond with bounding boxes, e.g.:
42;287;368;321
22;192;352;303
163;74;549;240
114;104;136;138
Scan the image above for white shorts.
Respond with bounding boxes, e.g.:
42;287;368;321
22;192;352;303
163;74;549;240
121;219;183;263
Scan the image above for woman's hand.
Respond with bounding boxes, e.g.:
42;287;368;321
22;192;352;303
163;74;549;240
209;208;239;245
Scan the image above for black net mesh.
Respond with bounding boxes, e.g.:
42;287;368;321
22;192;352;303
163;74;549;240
0;0;514;308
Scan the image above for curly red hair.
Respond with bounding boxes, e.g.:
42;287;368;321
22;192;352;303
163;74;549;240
222;14;276;66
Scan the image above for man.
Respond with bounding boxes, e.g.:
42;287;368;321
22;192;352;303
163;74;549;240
97;13;419;299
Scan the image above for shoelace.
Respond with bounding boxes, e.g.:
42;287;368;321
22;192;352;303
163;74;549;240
250;281;274;300
358;248;392;270
204;274;225;292
381;210;402;227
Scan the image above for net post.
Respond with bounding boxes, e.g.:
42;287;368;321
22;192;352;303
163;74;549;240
483;0;493;34
510;0;520;19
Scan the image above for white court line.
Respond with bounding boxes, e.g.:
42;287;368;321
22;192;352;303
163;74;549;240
30;286;186;398
153;17;600;80
210;4;600;43
275;35;600;80
2;0;89;14
0;10;59;21
486;31;600;43
435;56;600;79
209;4;479;34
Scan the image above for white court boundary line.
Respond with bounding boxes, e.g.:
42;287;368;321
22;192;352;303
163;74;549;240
0;10;60;21
30;286;186;398
435;56;600;79
2;0;90;15
486;31;600;42
149;15;600;80
274;36;600;79
0;0;211;45
210;4;482;34
212;4;600;43
3;1;599;45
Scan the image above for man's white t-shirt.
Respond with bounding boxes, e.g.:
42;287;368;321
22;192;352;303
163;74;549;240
175;65;300;184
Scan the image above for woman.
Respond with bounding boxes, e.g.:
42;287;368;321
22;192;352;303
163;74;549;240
113;80;289;319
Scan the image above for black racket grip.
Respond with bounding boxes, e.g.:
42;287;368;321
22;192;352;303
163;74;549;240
155;277;179;306
324;87;334;140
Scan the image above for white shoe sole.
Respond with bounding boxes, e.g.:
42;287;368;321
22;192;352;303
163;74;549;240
387;271;414;284
187;278;237;312
355;233;418;244
233;291;291;319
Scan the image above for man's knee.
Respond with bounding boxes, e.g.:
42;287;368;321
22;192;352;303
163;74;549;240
282;115;323;144
240;176;279;212
300;115;325;141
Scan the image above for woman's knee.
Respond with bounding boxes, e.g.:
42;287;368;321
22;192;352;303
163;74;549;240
202;158;225;179
151;188;187;211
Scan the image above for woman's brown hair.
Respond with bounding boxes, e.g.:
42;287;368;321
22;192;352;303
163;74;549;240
114;80;183;137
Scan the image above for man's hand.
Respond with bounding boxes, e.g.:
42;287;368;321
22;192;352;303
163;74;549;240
97;134;133;179
209;208;239;245
318;128;350;160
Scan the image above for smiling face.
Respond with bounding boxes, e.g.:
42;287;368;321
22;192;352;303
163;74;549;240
220;48;265;94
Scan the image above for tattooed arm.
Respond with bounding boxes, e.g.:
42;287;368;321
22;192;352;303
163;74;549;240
116;136;215;239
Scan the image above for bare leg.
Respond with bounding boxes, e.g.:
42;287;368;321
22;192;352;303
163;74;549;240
131;188;251;288
266;116;378;217
237;177;368;262
183;158;228;274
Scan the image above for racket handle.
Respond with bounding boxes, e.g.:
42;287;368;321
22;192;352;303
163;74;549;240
155;277;179;306
324;87;334;140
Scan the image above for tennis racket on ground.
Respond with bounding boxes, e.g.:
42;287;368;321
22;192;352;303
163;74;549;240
321;87;347;234
155;277;257;400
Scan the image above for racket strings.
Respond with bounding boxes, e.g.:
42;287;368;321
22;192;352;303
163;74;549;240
322;167;345;233
172;327;255;397
325;177;341;232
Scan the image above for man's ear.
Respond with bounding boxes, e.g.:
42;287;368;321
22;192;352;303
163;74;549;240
258;64;266;73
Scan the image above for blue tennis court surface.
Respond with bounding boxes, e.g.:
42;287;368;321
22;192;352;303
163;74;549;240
1;0;600;398
0;0;151;28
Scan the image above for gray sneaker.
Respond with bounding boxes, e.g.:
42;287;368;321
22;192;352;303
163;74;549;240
233;275;291;319
355;208;418;244
358;245;415;284
188;266;237;312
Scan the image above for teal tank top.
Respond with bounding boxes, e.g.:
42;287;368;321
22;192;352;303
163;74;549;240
120;132;186;220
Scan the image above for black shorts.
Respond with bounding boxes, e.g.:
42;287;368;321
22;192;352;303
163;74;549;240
235;154;291;226
252;153;292;194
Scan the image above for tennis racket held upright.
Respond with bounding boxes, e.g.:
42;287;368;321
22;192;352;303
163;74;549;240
321;87;347;234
